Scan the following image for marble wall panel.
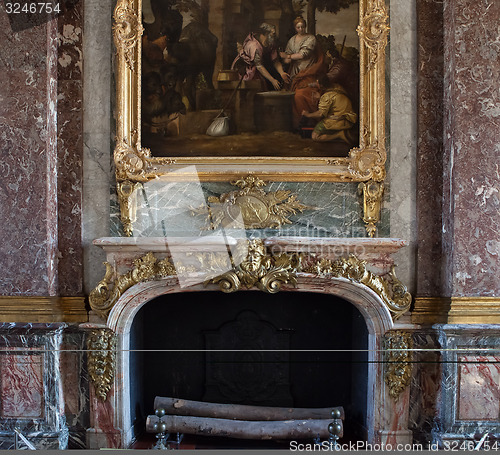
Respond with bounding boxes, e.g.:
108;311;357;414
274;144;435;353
0;351;44;418
415;0;445;297
82;0;113;294
388;0;418;294
435;325;500;443
409;331;442;444
0;324;69;449
458;356;500;421
56;1;84;296
60;329;90;449
113;180;388;239
442;0;500;296
0;10;59;295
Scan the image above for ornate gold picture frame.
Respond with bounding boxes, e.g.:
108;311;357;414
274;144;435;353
113;0;389;235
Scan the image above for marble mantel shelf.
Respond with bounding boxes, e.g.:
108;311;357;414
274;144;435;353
93;236;408;275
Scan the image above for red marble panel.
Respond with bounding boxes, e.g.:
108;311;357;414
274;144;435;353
442;0;500;296
59;347;80;416
415;0;446;297
55;0;84;296
0;353;44;418
458;356;500;421
0;12;59;295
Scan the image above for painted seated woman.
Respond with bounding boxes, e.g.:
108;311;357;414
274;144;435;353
280;17;327;128
232;25;289;91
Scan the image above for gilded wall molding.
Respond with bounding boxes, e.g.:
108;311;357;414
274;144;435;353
304;255;411;320
411;297;451;325
193;176;308;230
384;330;412;400
206;239;301;294
0;297;87;323
448;297;500;324
87;328;117;401
89;252;176;320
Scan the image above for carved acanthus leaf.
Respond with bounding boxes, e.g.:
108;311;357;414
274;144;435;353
89;252;177;320
303;255;411;320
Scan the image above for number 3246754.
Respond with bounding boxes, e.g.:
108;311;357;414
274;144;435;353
5;2;61;14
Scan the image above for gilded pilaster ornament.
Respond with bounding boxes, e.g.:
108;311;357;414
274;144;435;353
117;180;142;237
192;176;308;230
206;239;301;294
89;252;177;319
113;0;143;72
304;255;411;320
358;180;384;237
384;330;412;400
87;328;117;401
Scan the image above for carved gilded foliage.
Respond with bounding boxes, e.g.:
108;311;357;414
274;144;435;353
304;255;411;320
384;330;413;400
206;239;302;294
89;252;176;319
87;328;117;401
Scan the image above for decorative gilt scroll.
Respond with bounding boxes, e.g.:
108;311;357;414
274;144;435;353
206;239;301;294
87;328;117;401
89;252;176;320
112;0;390;236
304;255;411;320
384;330;412;399
193;176;308;230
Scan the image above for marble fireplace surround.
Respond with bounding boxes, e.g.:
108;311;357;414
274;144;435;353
85;237;417;449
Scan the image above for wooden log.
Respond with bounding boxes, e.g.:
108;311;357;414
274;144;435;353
146;415;342;440
153;396;344;421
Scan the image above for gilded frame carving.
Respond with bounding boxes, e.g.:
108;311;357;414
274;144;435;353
113;0;389;234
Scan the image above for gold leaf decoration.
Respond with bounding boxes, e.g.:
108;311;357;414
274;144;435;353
357;0;390;69
206;239;301;294
194;176;309;230
87;328;117;401
113;0;143;72
89;253;177;320
304;255;411;320
384;330;412;399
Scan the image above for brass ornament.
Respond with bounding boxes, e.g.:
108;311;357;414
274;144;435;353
89;252;177;319
304;255;411;320
358;180;384;237
384;330;412;400
87;328;117;401
112;0;390;236
194;176;308;230
206;239;301;294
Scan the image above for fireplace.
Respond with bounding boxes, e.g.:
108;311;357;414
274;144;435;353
129;291;369;443
83;237;415;448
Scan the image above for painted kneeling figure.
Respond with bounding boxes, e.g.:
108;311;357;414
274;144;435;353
301;76;357;145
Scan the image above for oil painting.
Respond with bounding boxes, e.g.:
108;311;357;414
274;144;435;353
140;0;361;158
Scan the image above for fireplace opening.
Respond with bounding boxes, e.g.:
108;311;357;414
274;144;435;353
129;290;369;446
